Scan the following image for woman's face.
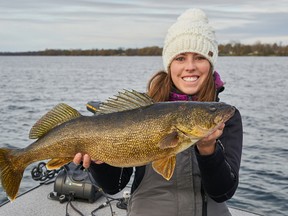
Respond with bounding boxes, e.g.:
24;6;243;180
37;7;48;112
170;52;211;95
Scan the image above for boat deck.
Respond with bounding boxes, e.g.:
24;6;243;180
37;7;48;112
0;182;261;216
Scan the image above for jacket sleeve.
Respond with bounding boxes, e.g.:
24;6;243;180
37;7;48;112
195;108;243;202
88;163;133;195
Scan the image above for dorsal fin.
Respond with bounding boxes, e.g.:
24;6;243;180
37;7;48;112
96;89;154;114
29;103;81;139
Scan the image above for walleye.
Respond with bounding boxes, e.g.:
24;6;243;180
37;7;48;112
0;90;235;201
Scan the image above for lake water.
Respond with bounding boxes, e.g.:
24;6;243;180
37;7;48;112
0;56;287;215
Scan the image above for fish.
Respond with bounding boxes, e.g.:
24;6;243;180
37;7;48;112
0;90;235;201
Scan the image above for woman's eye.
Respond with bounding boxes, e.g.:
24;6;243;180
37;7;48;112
195;55;206;61
175;56;185;61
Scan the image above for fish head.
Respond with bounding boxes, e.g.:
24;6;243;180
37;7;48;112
176;102;235;138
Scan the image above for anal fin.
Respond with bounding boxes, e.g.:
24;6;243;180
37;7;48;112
46;157;73;170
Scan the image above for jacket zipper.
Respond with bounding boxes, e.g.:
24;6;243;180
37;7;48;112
201;185;207;216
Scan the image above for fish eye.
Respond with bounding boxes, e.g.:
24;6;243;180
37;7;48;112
209;105;217;112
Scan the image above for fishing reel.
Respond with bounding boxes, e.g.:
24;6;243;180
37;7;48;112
53;163;102;203
86;101;101;114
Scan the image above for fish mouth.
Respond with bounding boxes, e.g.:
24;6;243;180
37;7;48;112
206;108;235;136
214;106;235;125
224;106;236;122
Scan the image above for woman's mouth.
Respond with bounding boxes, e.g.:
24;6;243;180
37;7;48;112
182;76;199;82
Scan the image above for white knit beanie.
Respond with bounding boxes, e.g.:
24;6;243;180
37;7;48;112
162;8;218;72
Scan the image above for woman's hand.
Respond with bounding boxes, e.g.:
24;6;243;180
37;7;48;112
196;123;225;155
73;153;103;169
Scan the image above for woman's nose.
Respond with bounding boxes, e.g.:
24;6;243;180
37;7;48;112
185;58;196;71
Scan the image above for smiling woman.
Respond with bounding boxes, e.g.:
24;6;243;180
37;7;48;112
170;53;211;96
73;8;243;216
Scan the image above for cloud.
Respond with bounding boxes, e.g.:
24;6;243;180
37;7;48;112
0;0;287;51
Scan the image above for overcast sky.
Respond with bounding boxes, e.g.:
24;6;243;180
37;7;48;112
1;0;287;52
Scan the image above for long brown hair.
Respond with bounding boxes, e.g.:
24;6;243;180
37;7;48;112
147;67;216;102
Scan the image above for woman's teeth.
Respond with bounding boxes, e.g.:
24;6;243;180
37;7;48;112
182;76;198;82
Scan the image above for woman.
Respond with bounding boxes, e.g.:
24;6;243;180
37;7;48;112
74;8;242;216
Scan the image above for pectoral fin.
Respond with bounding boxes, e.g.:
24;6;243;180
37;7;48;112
158;131;179;149
46;157;73;170
152;156;176;180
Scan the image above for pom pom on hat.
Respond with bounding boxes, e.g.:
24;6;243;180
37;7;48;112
162;8;218;72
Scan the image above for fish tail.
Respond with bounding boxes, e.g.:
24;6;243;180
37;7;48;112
0;148;24;201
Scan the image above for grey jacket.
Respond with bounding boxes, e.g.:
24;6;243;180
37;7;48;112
127;147;231;216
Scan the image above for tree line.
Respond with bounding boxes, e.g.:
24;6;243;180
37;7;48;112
1;42;288;56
